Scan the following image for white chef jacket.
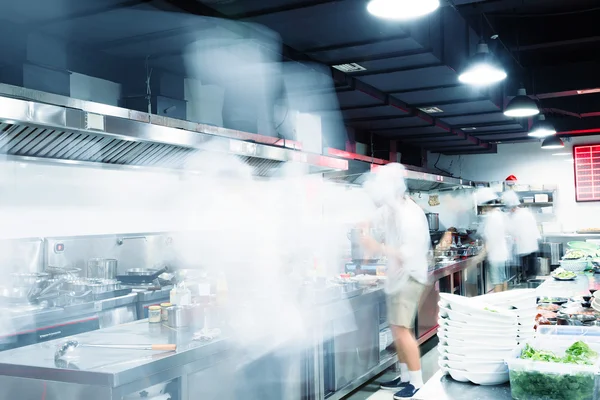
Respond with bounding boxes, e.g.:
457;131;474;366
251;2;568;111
480;209;510;264
508;208;541;256
373;199;431;294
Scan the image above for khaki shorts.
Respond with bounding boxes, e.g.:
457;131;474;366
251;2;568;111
386;278;426;328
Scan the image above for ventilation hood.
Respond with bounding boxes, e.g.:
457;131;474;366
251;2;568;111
0;84;347;176
323;159;474;192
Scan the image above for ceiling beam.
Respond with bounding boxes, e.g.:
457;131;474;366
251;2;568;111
35;0;151;26
227;0;358;20
327;48;433;67
303;33;411;54
511;36;600;52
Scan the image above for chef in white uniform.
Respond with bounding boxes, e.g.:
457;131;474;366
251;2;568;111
477;188;510;292
502;191;541;279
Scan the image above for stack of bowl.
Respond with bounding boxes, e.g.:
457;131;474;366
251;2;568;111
437;292;535;385
477;289;539;331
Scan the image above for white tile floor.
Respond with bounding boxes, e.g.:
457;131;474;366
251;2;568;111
346;341;440;400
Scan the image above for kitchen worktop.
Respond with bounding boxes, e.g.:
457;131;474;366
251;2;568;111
414;371;512;400
0;319;229;387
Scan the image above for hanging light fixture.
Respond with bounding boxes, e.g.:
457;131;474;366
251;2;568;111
504;88;540;117
528;115;556;138
541;136;564;149
458;41;507;86
367;0;440;20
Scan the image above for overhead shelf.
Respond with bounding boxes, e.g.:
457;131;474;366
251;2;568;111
0;83;347;177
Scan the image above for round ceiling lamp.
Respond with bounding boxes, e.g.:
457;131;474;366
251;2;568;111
367;0;440;20
458;42;507;86
541;136;564;150
504;88;540;117
528;115;556;138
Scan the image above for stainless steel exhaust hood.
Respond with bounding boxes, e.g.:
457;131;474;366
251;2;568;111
0;84;347;176
323;159;474;192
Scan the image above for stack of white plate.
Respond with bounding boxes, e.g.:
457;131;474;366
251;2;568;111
438;293;534;385
592;291;600;312
477;289;539;332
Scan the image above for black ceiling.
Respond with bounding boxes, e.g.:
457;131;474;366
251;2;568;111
0;0;598;156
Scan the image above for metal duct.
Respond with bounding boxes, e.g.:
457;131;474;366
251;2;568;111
0;84;347;177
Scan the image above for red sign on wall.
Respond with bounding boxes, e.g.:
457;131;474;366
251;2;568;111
574;144;600;202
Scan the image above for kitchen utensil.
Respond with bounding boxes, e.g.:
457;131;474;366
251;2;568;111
166;306;190;328
10;272;49;287
54;340;177;360
425;213;440;231
64;280;89;293
117;266;168;284
127;268;159;276
46;266;81;279
87;259;118;279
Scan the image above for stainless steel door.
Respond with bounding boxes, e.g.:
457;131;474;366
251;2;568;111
332;303;379;390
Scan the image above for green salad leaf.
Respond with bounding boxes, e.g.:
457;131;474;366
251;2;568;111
513;342;599;400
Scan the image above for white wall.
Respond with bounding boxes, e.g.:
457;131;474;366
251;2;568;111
429;137;600;232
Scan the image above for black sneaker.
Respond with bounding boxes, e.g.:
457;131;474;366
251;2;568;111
393;384;420;399
380;376;409;391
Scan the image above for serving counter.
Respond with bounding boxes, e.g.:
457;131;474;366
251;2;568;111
417;272;600;399
0;256;483;400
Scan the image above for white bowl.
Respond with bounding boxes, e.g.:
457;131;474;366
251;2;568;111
438;318;516;331
441;329;520;345
439;343;514;359
439;305;516;324
440;336;516;349
446;366;470;383
439;294;517;321
478;289;537;309
465;369;510;385
444;352;505;363
441;359;508;374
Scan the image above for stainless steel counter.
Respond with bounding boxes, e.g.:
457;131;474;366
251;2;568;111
414;371;512;400
0;258;480;400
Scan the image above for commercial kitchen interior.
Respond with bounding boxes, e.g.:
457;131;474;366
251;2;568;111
0;0;598;399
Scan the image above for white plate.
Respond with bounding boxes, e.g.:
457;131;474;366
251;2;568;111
441;329;521;345
466;369;510;385
437;318;516;331
443;352;505;363
439;344;514;359
439;305;516;324
441;359;508;374
440;336;517;349
439;293;517;321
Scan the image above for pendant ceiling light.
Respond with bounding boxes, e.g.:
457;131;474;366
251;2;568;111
528;115;556;138
504;88;540;117
458;42;507;86
367;0;440;20
541;136;564;150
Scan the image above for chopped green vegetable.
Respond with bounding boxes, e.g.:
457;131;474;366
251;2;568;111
513;342;599;400
484;307;499;313
521;341;597;365
510;370;595;400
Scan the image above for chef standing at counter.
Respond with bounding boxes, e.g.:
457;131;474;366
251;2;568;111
477;188;510;292
360;163;431;399
502;190;541;279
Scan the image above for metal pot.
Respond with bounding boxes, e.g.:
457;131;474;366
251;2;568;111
64;280;89;294
11;272;49;287
348;228;384;262
166;306;190;328
88;259;118;279
127;268;157;276
46;266;81;279
425;213;440;231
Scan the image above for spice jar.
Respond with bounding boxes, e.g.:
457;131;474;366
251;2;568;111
160;302;172;322
148;305;162;323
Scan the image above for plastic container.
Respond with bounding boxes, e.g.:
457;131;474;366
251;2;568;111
506;337;600;400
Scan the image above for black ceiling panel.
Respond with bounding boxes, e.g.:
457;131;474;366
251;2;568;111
341;105;408;120
336;90;383;109
393;85;487;105
358;66;458;92
440;112;514;127
432;100;502;116
351;116;431;130
307;36;424;64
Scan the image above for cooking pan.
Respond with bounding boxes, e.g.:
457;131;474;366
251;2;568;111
117;266;169;284
127;268;159;276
